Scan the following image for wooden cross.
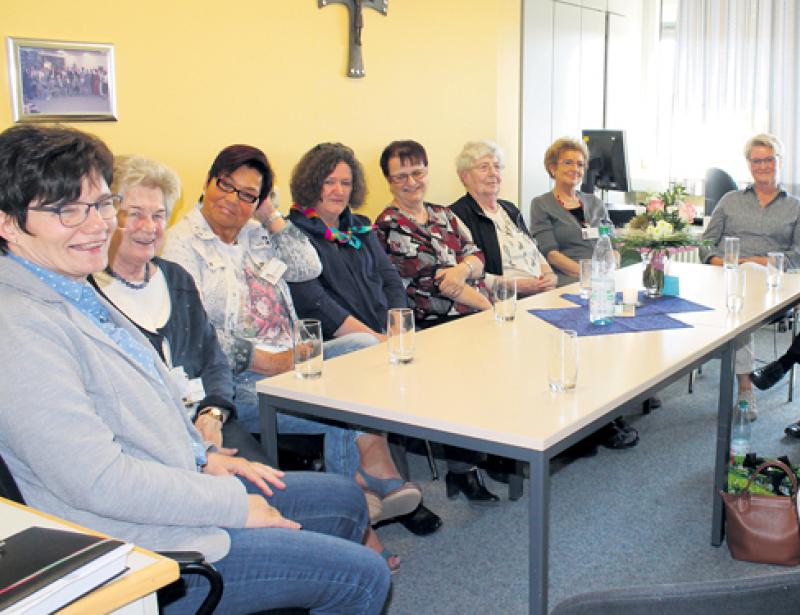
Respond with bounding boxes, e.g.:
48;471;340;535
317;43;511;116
319;0;388;78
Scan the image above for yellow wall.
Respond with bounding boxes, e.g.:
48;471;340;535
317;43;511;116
1;1;520;222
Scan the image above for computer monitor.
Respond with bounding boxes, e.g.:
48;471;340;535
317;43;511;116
580;129;630;194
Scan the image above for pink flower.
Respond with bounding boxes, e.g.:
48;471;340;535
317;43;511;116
677;201;696;221
646;198;665;213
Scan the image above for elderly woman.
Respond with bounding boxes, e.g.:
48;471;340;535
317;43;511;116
530;137;638;451
0;124;390;613
372;139;500;504
89;155;266;463
450;140;557;297
529;137;612;286
288;142;444;530
162;145;419;562
703;133;800;421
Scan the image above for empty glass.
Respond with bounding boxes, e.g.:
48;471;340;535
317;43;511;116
387;308;415;364
493;277;517;322
293;319;323;378
723;237;740;269
767;252;784;289
725;268;746;313
547;329;578;392
579;259;592;299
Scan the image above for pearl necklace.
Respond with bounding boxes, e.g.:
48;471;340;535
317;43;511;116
105;263;151;290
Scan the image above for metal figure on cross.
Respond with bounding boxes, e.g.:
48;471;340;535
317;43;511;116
318;0;388;78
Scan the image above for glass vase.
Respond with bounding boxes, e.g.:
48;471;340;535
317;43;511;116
642;249;668;297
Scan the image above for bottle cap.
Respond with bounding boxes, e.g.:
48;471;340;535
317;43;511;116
738;399;749;409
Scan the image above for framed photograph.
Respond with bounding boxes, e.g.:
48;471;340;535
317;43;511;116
6;37;117;122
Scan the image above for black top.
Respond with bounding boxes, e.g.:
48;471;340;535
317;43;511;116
90;257;235;415
288;207;408;339
450;192;532;276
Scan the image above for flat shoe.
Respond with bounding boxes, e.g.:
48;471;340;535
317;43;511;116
396;504;443;536
750;360;788;391
599;423;639;449
785;421;800;439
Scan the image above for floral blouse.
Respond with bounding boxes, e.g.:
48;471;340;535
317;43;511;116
375;202;490;326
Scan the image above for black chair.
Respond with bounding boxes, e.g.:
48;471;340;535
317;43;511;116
704;167;738;217
550;571;800;615
0;452;223;615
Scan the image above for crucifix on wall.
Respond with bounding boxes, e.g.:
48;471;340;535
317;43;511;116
318;0;388;78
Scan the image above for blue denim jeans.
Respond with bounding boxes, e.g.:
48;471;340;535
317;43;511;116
235;333;378;477
165;472;390;615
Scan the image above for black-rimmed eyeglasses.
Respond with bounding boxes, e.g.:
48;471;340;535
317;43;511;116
215;177;260;204
28;194;122;228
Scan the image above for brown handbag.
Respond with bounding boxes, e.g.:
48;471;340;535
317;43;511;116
720;459;800;566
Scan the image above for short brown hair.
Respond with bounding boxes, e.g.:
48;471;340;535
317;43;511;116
543;137;589;179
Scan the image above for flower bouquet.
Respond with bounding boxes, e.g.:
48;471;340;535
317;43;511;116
614;184;708;296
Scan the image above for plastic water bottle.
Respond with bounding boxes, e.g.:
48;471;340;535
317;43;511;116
589;225;616;325
730;399;752;467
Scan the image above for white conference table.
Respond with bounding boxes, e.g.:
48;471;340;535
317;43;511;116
257;262;800;614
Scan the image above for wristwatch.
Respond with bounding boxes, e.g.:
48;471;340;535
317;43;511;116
198;406;225;423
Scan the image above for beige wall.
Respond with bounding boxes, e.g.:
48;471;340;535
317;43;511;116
1;1;520;222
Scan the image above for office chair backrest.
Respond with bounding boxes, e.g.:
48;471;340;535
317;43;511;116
0;452;25;504
549;571;800;615
704;167;738;217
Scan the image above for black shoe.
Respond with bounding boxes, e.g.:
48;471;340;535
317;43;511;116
613;417;636;433
785;421;800;439
598;422;639;449
396;504;443;536
751;360;788;391
445;469;500;505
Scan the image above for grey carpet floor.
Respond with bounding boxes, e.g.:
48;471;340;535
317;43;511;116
374;326;800;614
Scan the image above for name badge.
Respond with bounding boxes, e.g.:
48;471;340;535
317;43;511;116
169;366;206;406
259;258;288;285
581;227;599;240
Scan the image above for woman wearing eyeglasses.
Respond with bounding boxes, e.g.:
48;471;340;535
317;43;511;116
529;137;638;452
373;140;501;505
450;140;557;298
0;125;391;614
163;145;418;571
529;137;612;286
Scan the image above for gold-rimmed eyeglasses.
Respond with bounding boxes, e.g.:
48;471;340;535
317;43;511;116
387;168;428;185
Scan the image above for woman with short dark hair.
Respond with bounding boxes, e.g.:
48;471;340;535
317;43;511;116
0;124;390;614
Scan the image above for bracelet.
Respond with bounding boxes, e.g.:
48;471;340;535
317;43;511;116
461;259;475;278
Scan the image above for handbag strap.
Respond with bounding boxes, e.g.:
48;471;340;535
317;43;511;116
743;460;799;498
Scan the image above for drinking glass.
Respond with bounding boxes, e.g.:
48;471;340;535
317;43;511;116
547;329;578;392
723;237;740;269
387;308;415;364
293;319;323;379
767;252;784;289
493;277;517;322
725;268;746;313
579;259;592;299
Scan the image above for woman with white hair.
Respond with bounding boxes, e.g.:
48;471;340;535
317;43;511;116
529;137;611;286
90;155;267;461
450;140;557;297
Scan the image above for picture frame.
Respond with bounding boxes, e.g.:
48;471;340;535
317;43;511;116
6;37;117;122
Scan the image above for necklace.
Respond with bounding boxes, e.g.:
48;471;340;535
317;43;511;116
105;263;151;290
553;189;580;209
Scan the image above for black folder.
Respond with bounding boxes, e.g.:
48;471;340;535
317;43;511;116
0;526;127;610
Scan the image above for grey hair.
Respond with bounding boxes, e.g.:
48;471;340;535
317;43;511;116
112;155;181;214
744;133;783;160
455;140;505;175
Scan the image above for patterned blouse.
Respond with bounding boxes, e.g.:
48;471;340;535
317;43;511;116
375;202;490;326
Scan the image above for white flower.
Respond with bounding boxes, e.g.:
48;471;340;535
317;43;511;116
645;219;674;240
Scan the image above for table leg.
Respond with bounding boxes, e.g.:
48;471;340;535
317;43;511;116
258;394;279;467
712;340;736;547
529;450;549;615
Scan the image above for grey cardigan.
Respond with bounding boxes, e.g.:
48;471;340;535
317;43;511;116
0;257;248;562
529;191;609;284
